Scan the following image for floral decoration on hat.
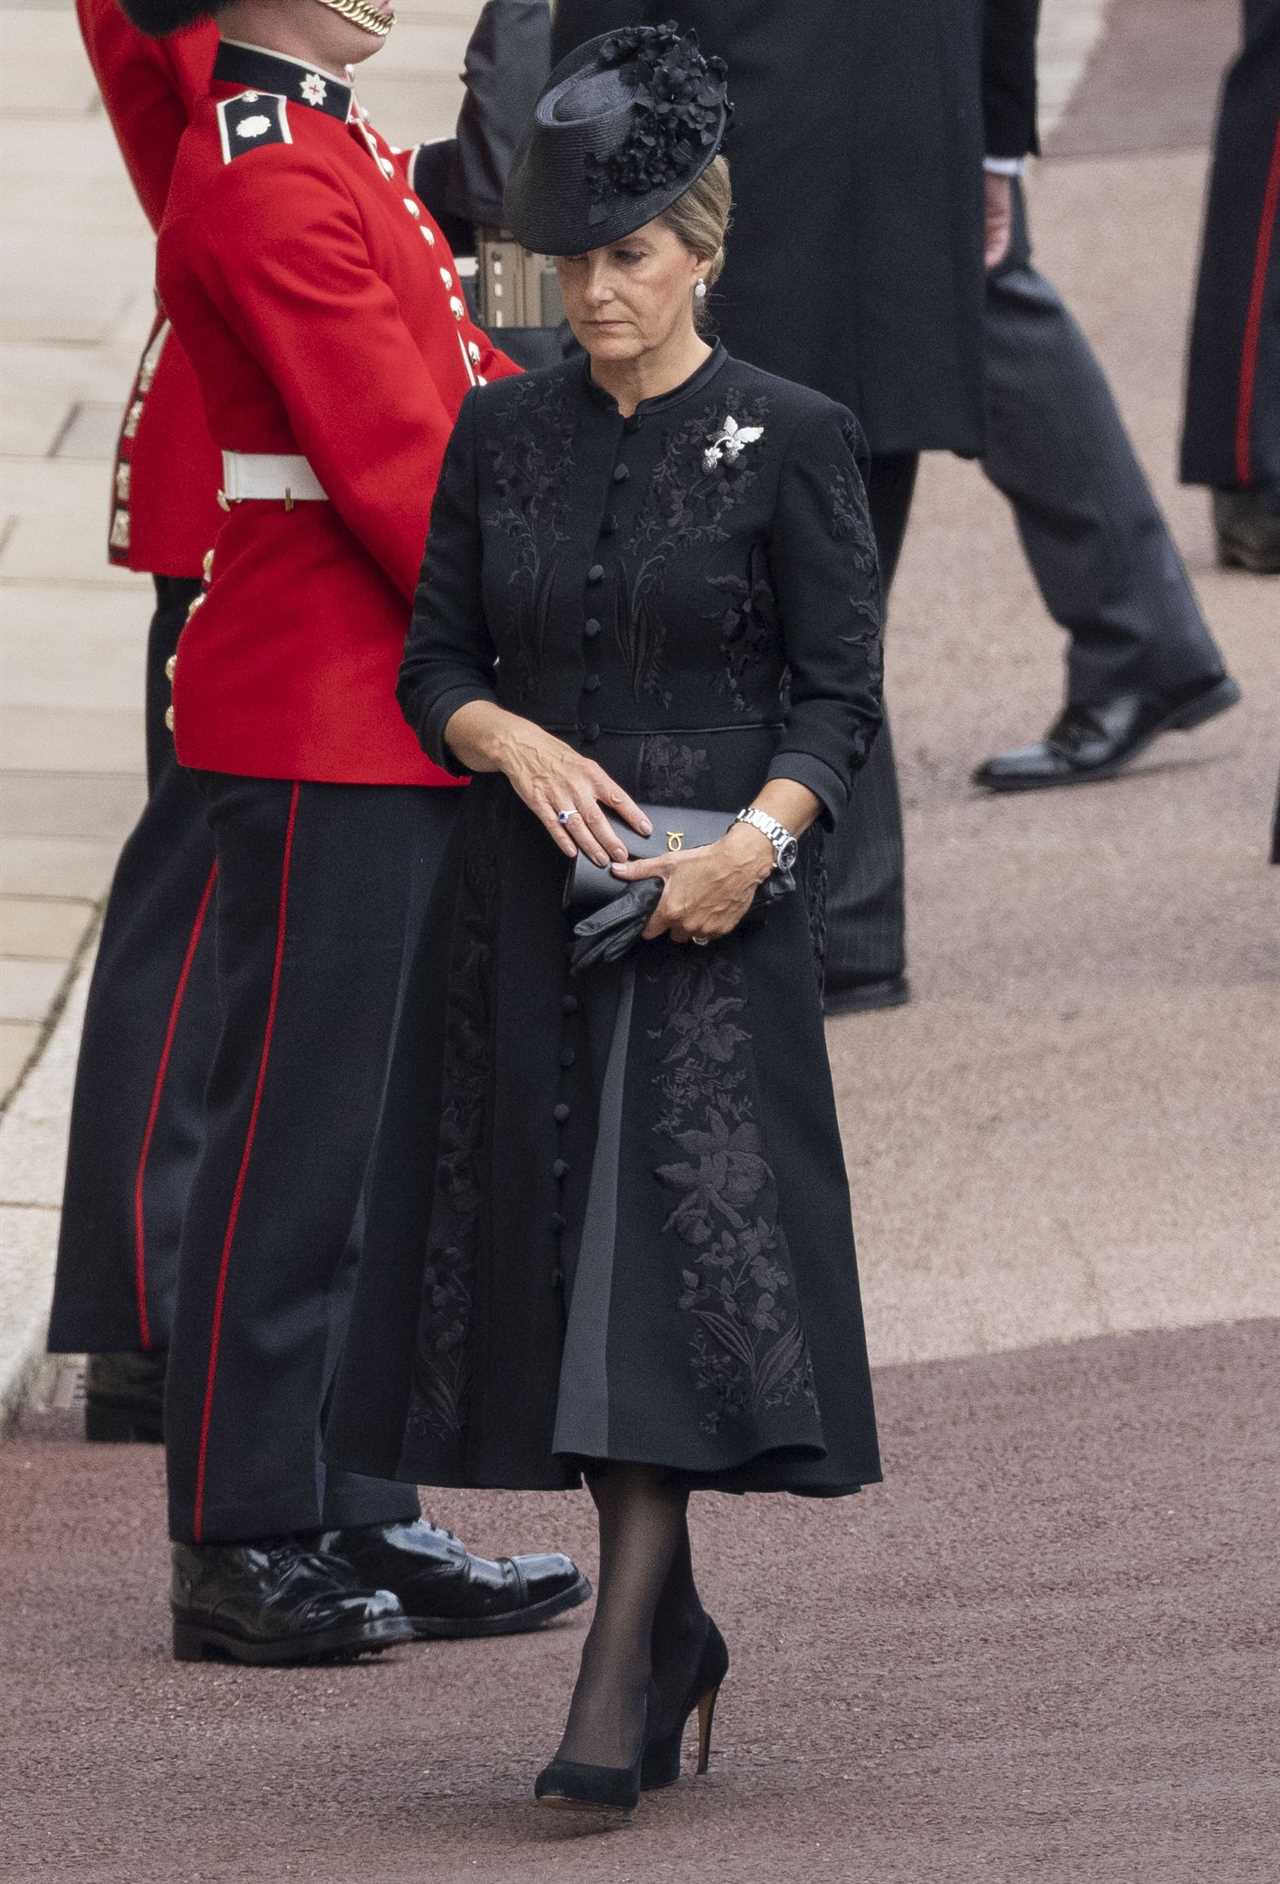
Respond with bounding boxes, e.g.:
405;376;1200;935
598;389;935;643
585;22;732;225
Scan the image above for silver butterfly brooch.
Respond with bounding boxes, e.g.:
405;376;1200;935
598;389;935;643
702;415;764;474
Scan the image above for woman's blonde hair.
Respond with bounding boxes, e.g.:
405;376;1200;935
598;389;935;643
660;156;732;294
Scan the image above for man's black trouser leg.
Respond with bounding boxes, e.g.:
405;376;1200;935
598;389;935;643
165;774;459;1545
984;184;1227;703
1182;0;1280;492
48;576;218;1354
822;452;918;992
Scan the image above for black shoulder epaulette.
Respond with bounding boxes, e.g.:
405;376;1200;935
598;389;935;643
216;93;292;166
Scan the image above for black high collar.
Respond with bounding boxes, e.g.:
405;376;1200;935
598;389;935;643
584;341;729;421
214;40;353;123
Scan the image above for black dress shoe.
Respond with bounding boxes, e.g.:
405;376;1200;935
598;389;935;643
973;673;1241;793
84;1352;167;1443
1214;488;1280;573
170;1539;413;1665
319;1519;591;1639
823;973;910;1017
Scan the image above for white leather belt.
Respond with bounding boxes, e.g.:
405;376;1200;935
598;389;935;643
220;451;328;504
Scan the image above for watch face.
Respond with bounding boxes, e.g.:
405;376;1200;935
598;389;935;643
777;836;799;871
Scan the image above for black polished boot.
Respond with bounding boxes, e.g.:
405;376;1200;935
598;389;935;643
319;1518;591;1639
973;672;1241;792
823;973;911;1018
84;1352;167;1443
170;1539;413;1665
1214;488;1280;573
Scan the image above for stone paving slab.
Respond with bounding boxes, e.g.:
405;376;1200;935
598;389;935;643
0;897;95;958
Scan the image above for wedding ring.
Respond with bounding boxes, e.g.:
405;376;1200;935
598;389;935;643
556;808;578;826
691;936;710;947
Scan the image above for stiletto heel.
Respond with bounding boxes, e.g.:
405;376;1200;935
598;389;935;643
641;1617;729;1791
695;1680;721;1775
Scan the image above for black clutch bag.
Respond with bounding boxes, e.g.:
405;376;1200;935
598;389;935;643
564;806;737;917
564;805;794;973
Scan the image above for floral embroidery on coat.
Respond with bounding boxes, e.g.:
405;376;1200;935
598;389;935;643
637;733;711;804
648;952;817;1436
480;375;576;704
705;541;785;715
617;394;771;707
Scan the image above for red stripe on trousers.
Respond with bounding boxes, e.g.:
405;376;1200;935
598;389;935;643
132;862;218;1351
1235;116;1280;487
192;782;300;1543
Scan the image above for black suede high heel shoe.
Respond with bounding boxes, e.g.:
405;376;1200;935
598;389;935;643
641;1617;729;1790
534;1685;655;1815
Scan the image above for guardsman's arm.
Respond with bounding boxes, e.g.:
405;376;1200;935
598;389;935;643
76;0;215;229
188;143;516;600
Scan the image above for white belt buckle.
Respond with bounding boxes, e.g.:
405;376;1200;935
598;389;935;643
219;451;328;507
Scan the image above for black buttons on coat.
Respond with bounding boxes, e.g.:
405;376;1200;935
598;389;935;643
584;619;602;640
583;675;601;694
552;1159;570;1181
612;463;629;483
559;1046;576;1069
587;563;605;583
560;995;579;1016
554;1101;571;1123
582;723;601;745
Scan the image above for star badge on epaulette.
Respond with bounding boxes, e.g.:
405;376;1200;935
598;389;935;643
300;72;328;107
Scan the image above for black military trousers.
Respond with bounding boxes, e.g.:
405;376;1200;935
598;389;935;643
165;773;459;1544
985;183;1226;704
1182;0;1280;491
48;576;218;1355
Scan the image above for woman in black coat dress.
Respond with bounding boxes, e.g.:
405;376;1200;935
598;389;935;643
329;27;884;1812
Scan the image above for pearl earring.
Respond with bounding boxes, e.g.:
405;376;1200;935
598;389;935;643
694;280;708;301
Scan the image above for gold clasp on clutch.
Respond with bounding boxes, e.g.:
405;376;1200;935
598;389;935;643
666;831;685;853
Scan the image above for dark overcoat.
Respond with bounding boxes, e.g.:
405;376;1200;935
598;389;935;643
550;1;1040;456
327;348;884;1495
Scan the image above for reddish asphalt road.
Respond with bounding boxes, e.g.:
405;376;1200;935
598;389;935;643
4;1322;1277;1884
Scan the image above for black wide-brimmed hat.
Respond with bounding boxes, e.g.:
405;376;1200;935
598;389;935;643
504;22;731;256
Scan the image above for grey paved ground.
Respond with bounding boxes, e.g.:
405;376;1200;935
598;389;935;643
2;0;1278;1878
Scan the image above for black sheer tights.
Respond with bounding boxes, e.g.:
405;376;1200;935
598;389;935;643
555;1466;706;1770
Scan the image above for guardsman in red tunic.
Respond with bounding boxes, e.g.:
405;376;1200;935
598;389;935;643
50;0;554;1447
47;5;223;1444
115;0;588;1664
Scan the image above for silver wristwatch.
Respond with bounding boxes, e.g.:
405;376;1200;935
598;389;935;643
733;806;799;873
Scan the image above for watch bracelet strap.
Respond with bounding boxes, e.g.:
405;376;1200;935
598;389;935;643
735;805;795;866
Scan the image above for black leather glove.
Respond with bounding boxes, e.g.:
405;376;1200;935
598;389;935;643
569;878;663;974
568;867;796;975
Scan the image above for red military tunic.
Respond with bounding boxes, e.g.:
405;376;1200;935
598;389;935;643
77;0;222;577
157;41;519;787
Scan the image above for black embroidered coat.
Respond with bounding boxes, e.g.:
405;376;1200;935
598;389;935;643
327;347;884;1496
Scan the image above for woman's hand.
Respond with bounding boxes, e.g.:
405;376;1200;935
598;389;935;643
492;717;651;866
609;823;774;944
